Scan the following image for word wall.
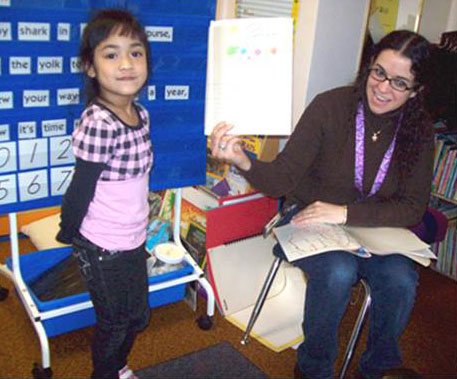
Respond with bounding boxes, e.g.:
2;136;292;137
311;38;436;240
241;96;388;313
0;2;214;214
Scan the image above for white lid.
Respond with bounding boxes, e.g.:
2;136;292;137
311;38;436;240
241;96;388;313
154;242;185;264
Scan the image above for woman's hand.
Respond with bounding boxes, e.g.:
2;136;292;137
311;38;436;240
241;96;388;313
291;201;347;226
210;122;252;171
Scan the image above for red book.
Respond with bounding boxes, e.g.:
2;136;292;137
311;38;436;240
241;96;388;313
198;185;266;206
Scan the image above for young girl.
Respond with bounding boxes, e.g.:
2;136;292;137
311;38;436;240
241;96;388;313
57;9;153;379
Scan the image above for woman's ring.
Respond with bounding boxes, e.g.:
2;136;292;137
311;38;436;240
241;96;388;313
218;143;227;150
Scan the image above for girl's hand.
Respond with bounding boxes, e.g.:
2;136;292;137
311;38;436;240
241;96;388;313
291;201;347;226
210;122;252;171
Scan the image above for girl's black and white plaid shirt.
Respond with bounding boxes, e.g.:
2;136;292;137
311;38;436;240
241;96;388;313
73;102;153;181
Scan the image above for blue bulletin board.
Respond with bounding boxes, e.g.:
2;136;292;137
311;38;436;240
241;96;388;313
0;0;214;214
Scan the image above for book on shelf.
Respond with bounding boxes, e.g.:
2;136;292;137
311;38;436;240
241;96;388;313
273;223;437;267
433;132;457;201
205;135;279;199
444;150;457;198
182;221;207;268
206;145;230;181
179;193;207;267
429;197;457;278
182;186;219;210
433;120;449;133
431;216;456;280
437;149;455;194
198;185;265;206
431;198;457;220
433;141;452;183
433;138;443;173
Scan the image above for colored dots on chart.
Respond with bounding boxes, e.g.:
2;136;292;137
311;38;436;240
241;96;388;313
227;46;238;55
225;46;278;57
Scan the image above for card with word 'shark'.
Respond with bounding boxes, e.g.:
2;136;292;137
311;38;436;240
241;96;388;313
204;17;293;136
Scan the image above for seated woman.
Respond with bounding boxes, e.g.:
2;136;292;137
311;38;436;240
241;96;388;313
210;30;434;379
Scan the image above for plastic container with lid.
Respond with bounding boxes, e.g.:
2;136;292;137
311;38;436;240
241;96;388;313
147;242;186;276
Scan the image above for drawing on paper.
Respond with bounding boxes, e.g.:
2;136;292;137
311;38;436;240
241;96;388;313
273;223;361;262
289;224;358;259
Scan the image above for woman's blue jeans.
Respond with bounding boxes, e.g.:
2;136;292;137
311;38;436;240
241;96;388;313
273;208;419;379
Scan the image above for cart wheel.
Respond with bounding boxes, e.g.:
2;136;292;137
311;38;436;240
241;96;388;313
32;363;53;379
0;287;9;301
196;315;213;330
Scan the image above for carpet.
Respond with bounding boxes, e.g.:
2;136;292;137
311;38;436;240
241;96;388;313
136;341;267;378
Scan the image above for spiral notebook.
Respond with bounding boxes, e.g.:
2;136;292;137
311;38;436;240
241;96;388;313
206;234;306;352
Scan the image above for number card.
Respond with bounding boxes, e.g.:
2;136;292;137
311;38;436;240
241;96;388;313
50;166;73;196
50;136;75;166
19;139;48;170
0;142;17;173
18;169;48;202
0;174;17;206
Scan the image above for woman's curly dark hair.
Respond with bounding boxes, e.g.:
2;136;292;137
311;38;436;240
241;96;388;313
355;30;434;177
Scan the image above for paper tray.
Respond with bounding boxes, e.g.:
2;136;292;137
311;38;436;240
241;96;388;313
7;247;194;337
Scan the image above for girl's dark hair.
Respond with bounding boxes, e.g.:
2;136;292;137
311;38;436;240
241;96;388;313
80;8;151;104
355;30;433;177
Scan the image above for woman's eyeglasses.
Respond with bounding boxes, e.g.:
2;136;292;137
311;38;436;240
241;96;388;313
368;67;415;92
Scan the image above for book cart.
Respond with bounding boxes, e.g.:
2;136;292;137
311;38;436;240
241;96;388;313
0;1;216;377
0;189;215;378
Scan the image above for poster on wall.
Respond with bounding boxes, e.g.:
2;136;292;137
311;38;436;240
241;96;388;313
368;0;399;42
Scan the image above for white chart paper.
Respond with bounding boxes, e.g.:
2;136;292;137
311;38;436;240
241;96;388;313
205;17;293;136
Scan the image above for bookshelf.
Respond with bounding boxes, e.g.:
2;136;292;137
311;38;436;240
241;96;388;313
430;131;457;280
432;193;457;206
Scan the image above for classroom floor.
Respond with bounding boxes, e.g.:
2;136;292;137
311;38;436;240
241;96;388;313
0;238;456;378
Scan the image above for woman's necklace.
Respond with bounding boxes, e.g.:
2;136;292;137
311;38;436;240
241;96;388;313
371;129;381;142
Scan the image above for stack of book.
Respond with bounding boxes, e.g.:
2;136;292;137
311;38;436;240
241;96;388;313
205;135;279;197
433;132;457;200
430;199;457;280
180;186;278;268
